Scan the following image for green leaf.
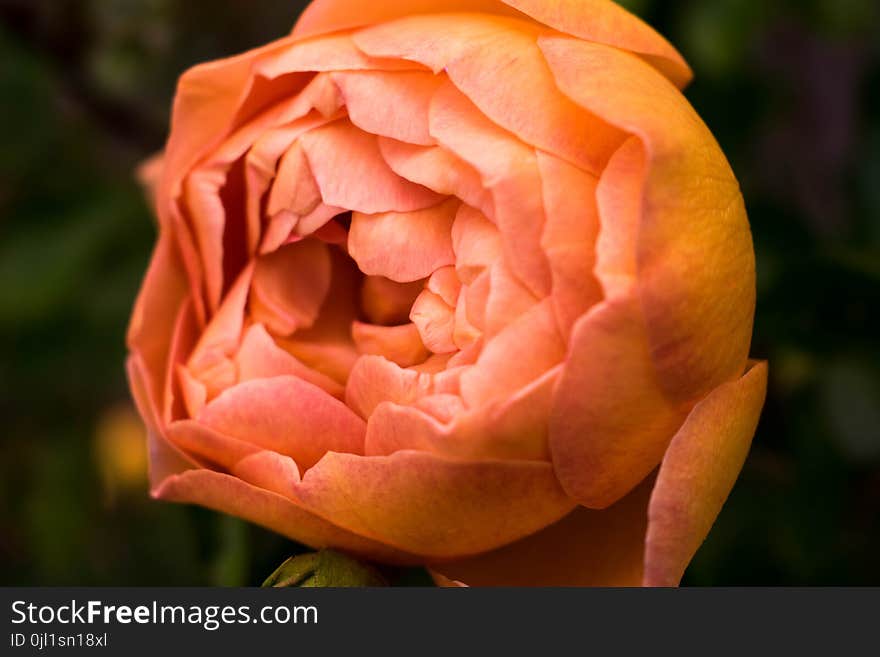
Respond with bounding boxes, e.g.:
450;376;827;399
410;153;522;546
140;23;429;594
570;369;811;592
262;550;387;588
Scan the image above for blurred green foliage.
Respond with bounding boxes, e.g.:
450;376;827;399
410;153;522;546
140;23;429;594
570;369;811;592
0;0;878;585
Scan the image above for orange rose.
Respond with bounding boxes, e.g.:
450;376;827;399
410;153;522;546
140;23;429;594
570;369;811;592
128;0;766;586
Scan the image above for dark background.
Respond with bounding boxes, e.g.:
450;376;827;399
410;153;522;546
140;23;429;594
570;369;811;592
0;0;878;586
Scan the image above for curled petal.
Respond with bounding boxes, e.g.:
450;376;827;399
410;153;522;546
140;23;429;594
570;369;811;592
644;361;767;586
410;288;457;354
352;322;430;368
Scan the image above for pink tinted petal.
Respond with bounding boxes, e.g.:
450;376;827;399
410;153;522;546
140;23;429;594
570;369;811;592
540;36;755;404
183;167;227;310
331;70;442;146
352;322;430;368
366;366;558;462
379;138;494;217
429;81;550;297
460;299;564;407
360;276;425;326
198;376;366;471
451;204;502;284
230;450;302;498
236;323;345;399
431;474;654;586
249;239;332;336
166;419;261;470
348;198;458;282
550;293;690;509
345;355;465;418
645;362;767;586
291;450;576;557
154;468;420;564
410;288;457;354
537;151;603;337
300;120;443;213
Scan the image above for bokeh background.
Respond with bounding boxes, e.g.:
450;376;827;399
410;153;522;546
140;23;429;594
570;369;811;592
1;0;878;586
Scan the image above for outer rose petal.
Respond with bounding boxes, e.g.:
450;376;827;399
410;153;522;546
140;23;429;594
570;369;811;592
292;0;690;87
550;292;690;508
290;450;576;557
539;36;755;405
430;474;654;586
154;468;421;565
644;361;767;586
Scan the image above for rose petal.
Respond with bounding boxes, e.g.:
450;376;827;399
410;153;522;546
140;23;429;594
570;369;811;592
236;323;345;399
550;292;691;509
451;204;502;285
378;138;494;217
332;70;442;146
127;234;190;411
299;120;443;213
644;361;767;586
365;365;559;462
292;0;691;87
429;80;551;297
540;36;755;404
355;14;622;173
460;299;564;407
360;276;425;326
410;288;457;354
290;450;576;557
348;198;458;282
537;151;603;337
154;468;420;564
351;322;430;368
431;474;655;586
345;355;463;418
249;239;332;336
197;375;366;471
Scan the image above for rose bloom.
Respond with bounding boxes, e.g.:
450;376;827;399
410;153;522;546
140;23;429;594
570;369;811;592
128;0;767;586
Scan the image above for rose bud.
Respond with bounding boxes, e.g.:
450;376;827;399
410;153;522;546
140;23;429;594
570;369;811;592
127;0;767;586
